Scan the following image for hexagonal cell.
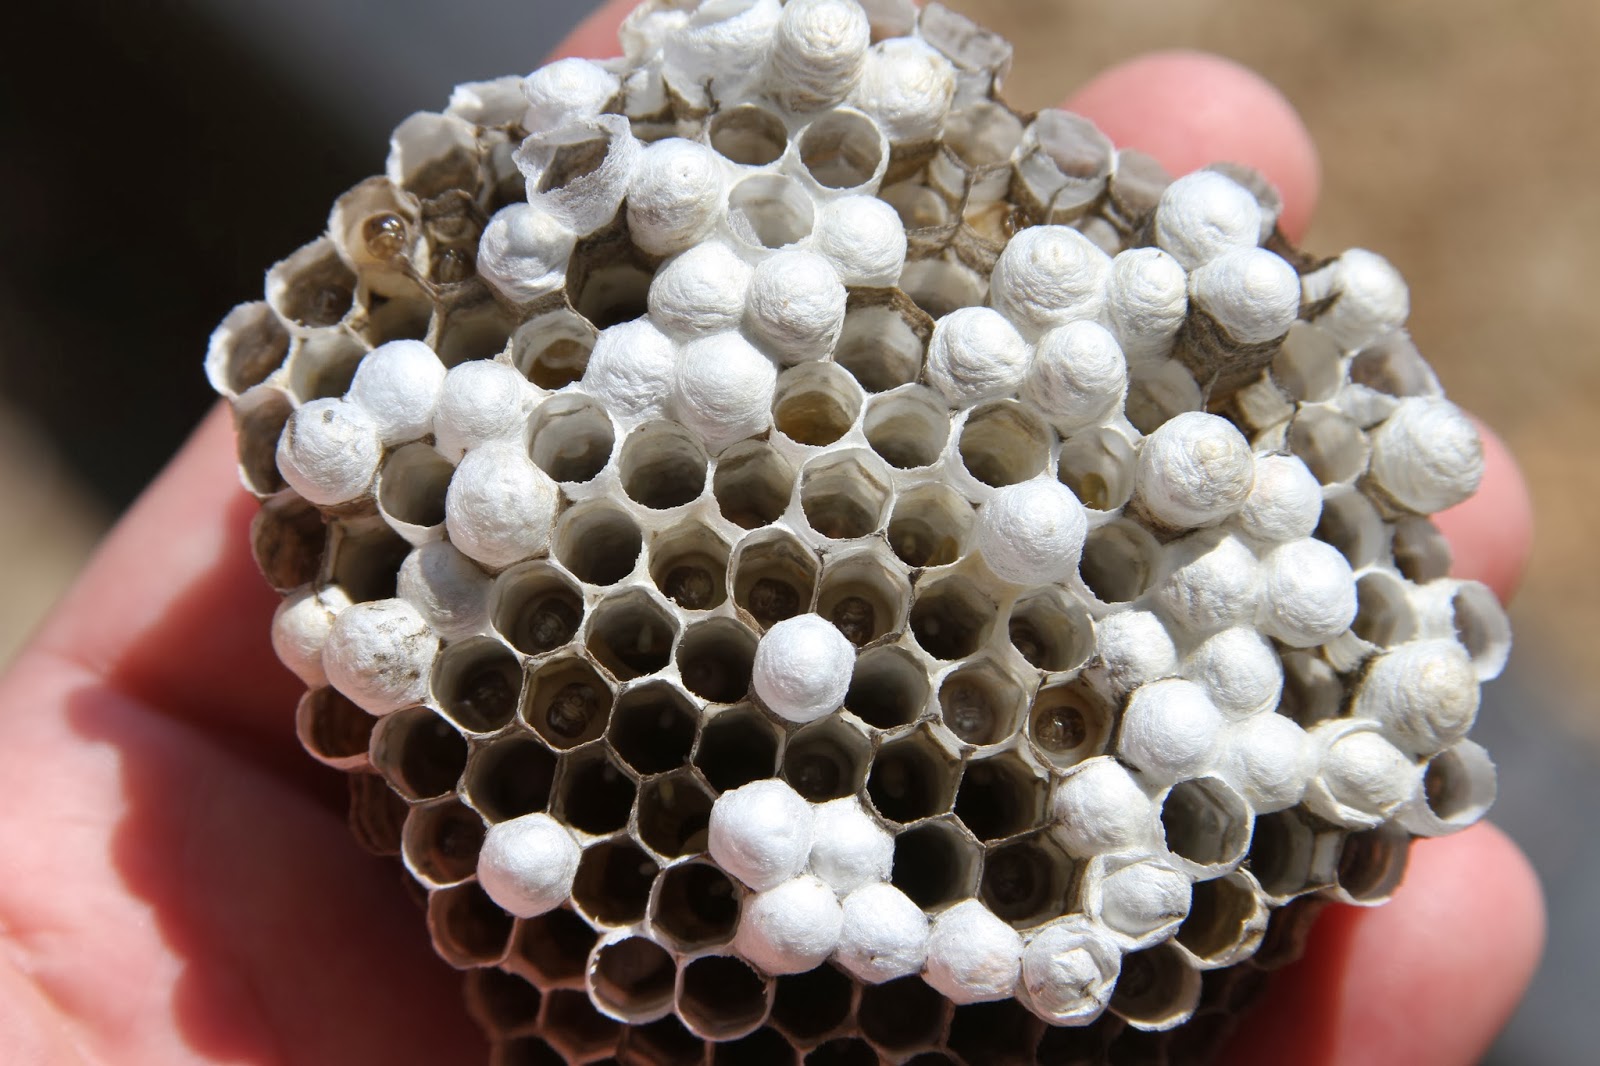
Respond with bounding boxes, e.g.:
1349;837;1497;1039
798;108;885;190
1271;321;1343;403
1026;678;1115;770
620;422;709;510
650;860;742;953
234;387;294;496
728;174;815;250
346;772;408;856
783;717;872;802
863;386;949;470
714;1027;798;1066
617;1016;706;1066
1247;810;1343;903
868;726;961;824
526;657;614;749
1057;425;1137;512
429;881;514;967
566;232;654;327
1448;580;1512;681
296;687;377;769
251;492;325;591
637;773;716;859
859;975;947;1051
590;934;677;1023
492;1036;564;1066
376;446;450;537
676;618;758;704
493;562;584;657
890;818;981;909
1077;520;1161;605
955;751;1048;842
649;523;732;614
695;704;783;792
573;837;660;927
434;301;515;368
1288;405;1369;485
816;547;911;647
1333;826;1410;905
1109;943;1202;1032
1316;485;1387;571
513;907;598;987
609;684;699;776
938;660;1029;747
207;300;291;399
799;450;893;540
542;987;623;1061
434;637;523;733
267;237;355;328
403;797;485;888
677;955;773;1041
844;645;930;731
900;257;987;320
554;502;643;586
713;440;796;529
980;832;1076;929
1407;740;1497;836
586;589;679;681
1175;871;1267;968
1278;650;1343;728
805;1037;877;1066
956;401;1051;489
908;574;994;661
326;519;410;602
947;999;1044;1066
710;103;788;165
1392;515;1453;585
465;735;558;822
465;967;543;1036
556;747;637;835
1008;589;1094;674
888;484;973;569
732;529;819;630
1351;571;1417;649
772;363;863;448
1160;776;1254;877
513;308;597;388
372;707;468;801
770;965;856;1046
835;297;929;394
358;291;432;349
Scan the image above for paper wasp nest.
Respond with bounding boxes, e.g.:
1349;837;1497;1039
205;1;1510;1062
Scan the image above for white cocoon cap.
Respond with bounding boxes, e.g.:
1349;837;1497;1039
753;613;857;723
1312;725;1421;825
1233;454;1322;544
1153;170;1264;270
648;241;753;340
1134;412;1255;529
626;138;727;256
768;0;871;110
433;360;529;462
347;339;447;445
1257;538;1357;648
522;57;619;130
924;900;1023;1004
1021;917;1119;1025
1310;248;1410;352
851;37;956;143
664;0;782;98
277;398;383;506
708;779;816;892
1049;757;1155;857
1106;247;1188;366
834;882;929;983
1356;639;1480;755
1153;530;1260;636
975;479;1089;585
271;584;354;689
745;250;848;364
582;318;679;422
807;797;893;894
476;203;577;305
323;598;438;715
397;541;492;642
1221;712;1315;813
443;442;560;569
1183;626;1283;719
1118;678;1224;785
734;874;844;975
1023;320;1128;433
815;195;907;287
989;225;1110;339
672;333;778;452
1093;858;1191;945
1189;247;1300;345
476;813;580;918
1367;397;1484;514
925;306;1032;405
1094;609;1178;695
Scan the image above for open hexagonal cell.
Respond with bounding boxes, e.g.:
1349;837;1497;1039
609;684;699;776
372;707;468;801
620;422;709;510
208;300;290;398
817;550;908;647
555;502;643;586
783;717;872;802
586;590;679;681
728;174;815;250
732;529;819;630
948;1000;1043;1066
798;108;885;190
618;1016;706;1066
844;645;930;731
326;519;410;602
677;955;772;1041
493;562;584;657
429;881;515;967
358;291;432;348
268;238;355;328
567;232;654;328
909;574;994;661
1334;826;1410;905
806;1038;877;1066
590;935;677;1023
378;443;452;531
676;618;758;704
1160;777;1254;875
1271;321;1343;403
346;772;408;856
1007;589;1095;674
770;965;855;1046
514;907;598;987
1279;650;1343;728
512;308;598;389
1348;331;1438;398
1391;516;1453;584
890;817;981;909
1351;571;1417;648
573;837;660;927
710;103;788;166
799;451;893;541
1077;520;1160;605
957;401;1051;489
403;797;485;887
296;688;376;768
1027;678;1115;770
773;362;863;448
888;484;973;569
492;1036;564;1066
234;388;293;495
714;1027;797;1066
835;299;929;394
1315;486;1387;570
528;395;615;486
1449;580;1512;680
1288;406;1370;485
1176;872;1265;967
434;638;523;733
464;735;558;822
1247;810;1342;903
542;988;623;1061
955;751;1048;842
650;860;741;953
1109;943;1202;1032
858;974;946;1051
695;704;783;792
900;258;988;320
650;522;732;613
938;660;1029;747
713;441;796;530
864;387;949;470
434;301;514;367
251;492;325;591
465;967;543;1036
1414;741;1497;832
526;657;614;749
868;726;960;824
1057;426;1137;512
637;773;715;859
980;832;1076;928
556;747;637;836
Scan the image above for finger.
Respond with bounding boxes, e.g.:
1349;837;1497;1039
1228;822;1545;1066
1433;420;1532;603
1065;50;1321;241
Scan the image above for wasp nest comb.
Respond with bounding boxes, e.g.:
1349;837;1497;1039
205;1;1509;1062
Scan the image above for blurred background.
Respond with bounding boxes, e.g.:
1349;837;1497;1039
1;0;1593;1059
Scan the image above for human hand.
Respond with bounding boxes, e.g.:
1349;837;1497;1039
0;3;1541;1064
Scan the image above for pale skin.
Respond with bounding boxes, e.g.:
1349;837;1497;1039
0;4;1542;1063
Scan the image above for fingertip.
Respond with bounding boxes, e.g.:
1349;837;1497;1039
1064;50;1320;240
1434;419;1532;604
